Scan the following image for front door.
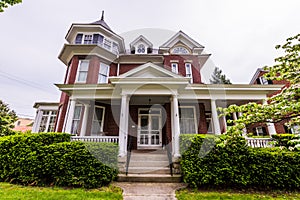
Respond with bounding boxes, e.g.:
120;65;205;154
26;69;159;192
138;108;162;149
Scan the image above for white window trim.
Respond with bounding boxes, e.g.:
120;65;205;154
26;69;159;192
179;106;198;134
259;76;269;85
98;63;110;84
171;63;178;74
91;106;106;135
39;110;57;133
185;63;193;83
75;60;89;83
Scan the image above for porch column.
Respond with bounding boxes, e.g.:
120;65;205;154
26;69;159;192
119;94;129;157
172;95;180;157
263;99;277;135
233;112;238;121
222;115;227;132
211;99;221;135
238;112;247;136
80;103;90;136
64;99;76;134
32;109;43;132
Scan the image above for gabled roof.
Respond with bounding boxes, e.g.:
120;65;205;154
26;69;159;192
160;30;205;49
118;62;184;78
130;35;153;48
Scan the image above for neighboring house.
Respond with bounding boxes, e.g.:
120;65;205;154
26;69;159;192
32;102;59;133
13;118;34;132
249;68;299;135
33;13;282;157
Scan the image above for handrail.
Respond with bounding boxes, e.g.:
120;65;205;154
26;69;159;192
125;135;134;176
246;138;274;148
165;137;173;176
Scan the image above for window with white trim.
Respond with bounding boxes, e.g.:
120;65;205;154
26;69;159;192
76;60;89;83
185;63;193;83
38;110;57;132
91;106;105;136
205;112;213;133
179;106;198;134
71;105;82;135
137;44;146;54
259;76;269;85
171;63;178;74
98;63;110;83
253;126;267;136
83;34;93;44
103;38;112;50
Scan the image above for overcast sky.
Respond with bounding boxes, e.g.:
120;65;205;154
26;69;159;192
0;0;299;118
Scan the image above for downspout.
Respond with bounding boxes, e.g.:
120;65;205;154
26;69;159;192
116;55;120;76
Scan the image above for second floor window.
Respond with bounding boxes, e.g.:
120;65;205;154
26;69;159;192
185;63;193;83
76;60;89;83
171;63;178;74
98;63;110;83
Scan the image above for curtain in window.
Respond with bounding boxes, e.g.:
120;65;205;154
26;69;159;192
179;107;196;134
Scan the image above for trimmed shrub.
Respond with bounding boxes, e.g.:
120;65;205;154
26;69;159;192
0;133;118;188
271;134;297;147
180;134;300;190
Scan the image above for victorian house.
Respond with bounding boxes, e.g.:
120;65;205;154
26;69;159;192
32;13;282;158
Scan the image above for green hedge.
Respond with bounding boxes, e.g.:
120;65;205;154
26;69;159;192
0;133;118;188
271;134;297;147
180;134;300;190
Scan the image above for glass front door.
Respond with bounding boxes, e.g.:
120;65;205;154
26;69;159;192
138;108;162;149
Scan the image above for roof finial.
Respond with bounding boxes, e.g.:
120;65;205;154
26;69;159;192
101;10;104;21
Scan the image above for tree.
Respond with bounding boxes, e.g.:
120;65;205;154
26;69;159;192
210;67;232;84
0;100;17;133
220;34;300;135
0;0;22;12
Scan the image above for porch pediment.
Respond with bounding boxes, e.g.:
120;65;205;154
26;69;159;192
110;62;190;86
118;62;183;78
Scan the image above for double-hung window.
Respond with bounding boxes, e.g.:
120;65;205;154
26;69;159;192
83;35;93;44
76;60;89;83
91;106;105;136
71;105;82;135
98;63;110;83
171;63;178;74
185;63;193;83
38;110;57;132
179;106;197;134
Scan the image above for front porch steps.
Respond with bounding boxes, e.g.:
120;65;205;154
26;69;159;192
117;150;182;183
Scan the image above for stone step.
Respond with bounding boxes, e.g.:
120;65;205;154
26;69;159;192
130;154;169;162
129;160;170;168
125;167;171;174
117;174;182;183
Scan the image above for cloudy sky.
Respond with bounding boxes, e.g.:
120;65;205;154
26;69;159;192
0;0;299;118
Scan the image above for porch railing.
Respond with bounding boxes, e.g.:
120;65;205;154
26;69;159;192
71;136;119;143
246;138;273;148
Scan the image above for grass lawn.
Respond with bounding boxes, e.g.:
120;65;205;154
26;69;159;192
0;182;122;200
176;188;300;200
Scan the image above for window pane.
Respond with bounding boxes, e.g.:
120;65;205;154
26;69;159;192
179;107;196;134
79;60;89;71
100;63;109;74
77;72;87;82
73;106;82;120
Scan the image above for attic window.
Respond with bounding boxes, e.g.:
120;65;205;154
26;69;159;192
171;46;189;54
137;44;146;54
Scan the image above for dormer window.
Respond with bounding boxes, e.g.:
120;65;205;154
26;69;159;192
171;46;189;54
256;76;273;85
137;44;146;54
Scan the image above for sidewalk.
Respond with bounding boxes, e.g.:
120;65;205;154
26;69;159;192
113;182;187;200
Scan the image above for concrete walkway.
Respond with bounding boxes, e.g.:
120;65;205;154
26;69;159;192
113;182;187;200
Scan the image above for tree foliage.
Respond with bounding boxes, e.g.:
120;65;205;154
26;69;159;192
0;0;22;12
220;34;300;135
210;67;232;84
0;100;17;133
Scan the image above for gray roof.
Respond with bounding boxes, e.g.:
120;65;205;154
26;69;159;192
90;11;113;32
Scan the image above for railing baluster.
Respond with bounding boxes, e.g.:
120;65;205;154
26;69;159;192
246;138;273;148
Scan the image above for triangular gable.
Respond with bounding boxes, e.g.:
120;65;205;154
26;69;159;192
130;35;153;48
118;62;184;78
160;30;204;49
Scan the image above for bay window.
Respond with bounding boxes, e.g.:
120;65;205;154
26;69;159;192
76;60;89;83
98;63;110;83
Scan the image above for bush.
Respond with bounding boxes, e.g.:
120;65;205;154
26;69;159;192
271;134;298;148
180;134;300;190
0;133;118;188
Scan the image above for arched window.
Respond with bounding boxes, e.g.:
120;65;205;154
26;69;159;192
137;44;146;54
